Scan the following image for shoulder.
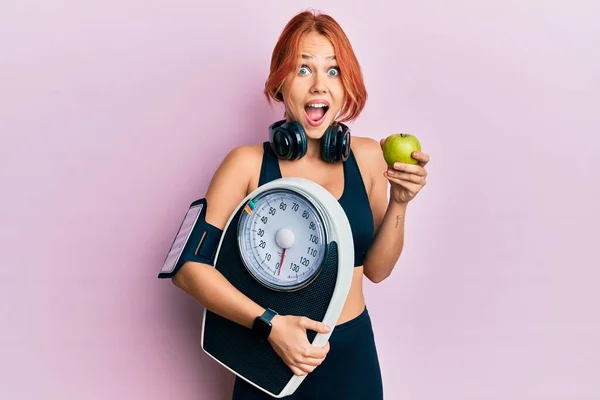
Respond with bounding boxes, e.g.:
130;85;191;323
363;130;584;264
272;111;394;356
351;135;383;162
204;142;265;227
350;135;390;231
220;142;265;182
222;142;265;165
350;135;387;188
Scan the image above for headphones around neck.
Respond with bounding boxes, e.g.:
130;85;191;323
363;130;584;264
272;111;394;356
268;120;351;163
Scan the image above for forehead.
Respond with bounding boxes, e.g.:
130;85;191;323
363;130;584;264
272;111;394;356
297;31;336;60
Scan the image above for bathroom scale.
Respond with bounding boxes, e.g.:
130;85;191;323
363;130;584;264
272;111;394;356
162;177;354;398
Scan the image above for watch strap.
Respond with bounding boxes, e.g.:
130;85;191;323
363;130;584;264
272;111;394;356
252;308;278;341
260;308;278;323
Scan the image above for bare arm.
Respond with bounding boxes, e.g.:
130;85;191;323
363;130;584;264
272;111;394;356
361;137;429;283
170;145;331;376
173;262;266;328
363;198;408;283
358;138;407;283
172;146;264;328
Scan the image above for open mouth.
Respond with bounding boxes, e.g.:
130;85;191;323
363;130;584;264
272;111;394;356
304;102;329;127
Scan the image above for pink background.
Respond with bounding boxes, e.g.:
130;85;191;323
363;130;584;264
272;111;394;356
1;1;599;399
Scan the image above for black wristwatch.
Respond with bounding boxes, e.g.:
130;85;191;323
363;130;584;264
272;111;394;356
252;308;278;340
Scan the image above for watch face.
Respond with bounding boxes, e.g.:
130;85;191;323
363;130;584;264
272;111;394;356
253;317;272;339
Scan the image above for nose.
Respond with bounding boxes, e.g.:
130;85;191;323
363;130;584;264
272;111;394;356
310;72;327;94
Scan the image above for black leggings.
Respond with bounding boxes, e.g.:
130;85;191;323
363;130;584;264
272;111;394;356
231;307;384;399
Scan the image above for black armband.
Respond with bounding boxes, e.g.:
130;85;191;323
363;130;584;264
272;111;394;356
157;198;223;279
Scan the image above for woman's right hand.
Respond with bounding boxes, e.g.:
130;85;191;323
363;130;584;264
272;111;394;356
267;314;331;376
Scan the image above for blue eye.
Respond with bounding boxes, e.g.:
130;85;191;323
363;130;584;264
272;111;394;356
328;67;340;76
299;66;310;75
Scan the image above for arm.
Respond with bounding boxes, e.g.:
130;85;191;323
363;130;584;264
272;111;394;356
361;138;407;283
171;145;330;376
361;137;429;283
172;145;264;328
363;198;408;283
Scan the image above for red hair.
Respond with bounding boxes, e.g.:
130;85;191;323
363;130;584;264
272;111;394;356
264;10;368;123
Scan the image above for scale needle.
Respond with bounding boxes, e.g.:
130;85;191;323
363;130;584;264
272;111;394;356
277;249;286;276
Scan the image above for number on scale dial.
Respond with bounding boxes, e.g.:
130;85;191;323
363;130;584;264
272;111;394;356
237;189;327;291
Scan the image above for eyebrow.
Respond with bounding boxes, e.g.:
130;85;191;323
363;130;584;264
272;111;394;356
301;54;336;60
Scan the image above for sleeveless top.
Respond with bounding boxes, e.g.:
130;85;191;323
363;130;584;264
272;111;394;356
258;142;375;267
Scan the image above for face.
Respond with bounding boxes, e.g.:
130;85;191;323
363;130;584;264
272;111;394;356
280;31;345;139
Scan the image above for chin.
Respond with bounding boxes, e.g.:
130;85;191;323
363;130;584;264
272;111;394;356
302;121;331;139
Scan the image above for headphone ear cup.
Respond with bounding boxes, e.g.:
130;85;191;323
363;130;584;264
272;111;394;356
269;120;307;160
321;123;351;163
287;121;307;160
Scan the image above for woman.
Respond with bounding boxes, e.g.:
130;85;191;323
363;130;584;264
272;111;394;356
172;10;429;399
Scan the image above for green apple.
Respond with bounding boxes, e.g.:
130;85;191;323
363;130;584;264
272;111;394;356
382;133;421;166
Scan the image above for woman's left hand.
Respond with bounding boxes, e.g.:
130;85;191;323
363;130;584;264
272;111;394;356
380;140;430;204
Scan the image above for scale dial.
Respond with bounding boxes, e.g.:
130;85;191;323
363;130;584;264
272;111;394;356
237;189;327;291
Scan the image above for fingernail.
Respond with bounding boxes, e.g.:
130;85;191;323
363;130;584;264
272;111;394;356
325;325;331;332
388;169;395;176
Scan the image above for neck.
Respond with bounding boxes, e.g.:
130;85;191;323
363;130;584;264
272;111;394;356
304;136;323;160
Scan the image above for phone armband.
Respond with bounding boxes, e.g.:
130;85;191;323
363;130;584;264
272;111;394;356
157;198;223;279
